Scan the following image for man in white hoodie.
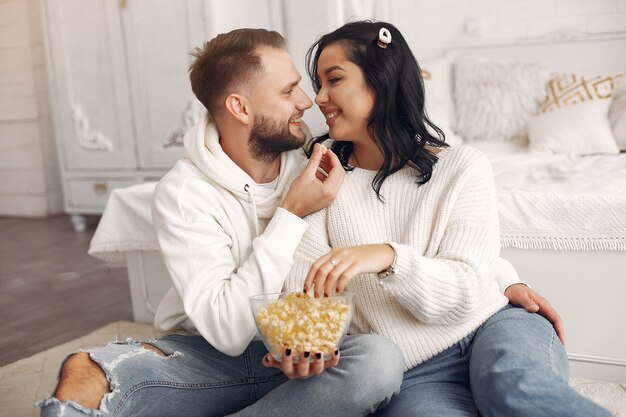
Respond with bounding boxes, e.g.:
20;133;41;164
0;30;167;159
40;28;405;417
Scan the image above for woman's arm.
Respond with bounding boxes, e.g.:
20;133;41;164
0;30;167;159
493;257;565;344
304;152;500;325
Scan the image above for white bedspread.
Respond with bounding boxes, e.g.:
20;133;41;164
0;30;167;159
471;141;626;251
89;182;158;265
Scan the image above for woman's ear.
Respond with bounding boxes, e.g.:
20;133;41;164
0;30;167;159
224;94;252;125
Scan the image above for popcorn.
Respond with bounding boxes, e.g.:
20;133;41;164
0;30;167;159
254;292;351;358
320;144;328;154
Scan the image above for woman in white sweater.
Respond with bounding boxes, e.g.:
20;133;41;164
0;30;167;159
281;21;611;417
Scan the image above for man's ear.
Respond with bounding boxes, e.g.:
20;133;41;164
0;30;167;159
224;94;252;125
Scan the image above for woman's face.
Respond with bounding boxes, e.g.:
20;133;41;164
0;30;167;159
315;43;375;143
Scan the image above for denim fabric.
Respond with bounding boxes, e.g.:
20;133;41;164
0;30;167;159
374;305;612;417
39;333;404;417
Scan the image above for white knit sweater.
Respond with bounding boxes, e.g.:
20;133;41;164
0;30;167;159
284;145;509;370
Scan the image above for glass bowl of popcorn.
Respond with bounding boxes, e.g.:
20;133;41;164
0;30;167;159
249;291;354;362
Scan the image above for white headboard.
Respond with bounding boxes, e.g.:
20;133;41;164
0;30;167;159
446;33;626;74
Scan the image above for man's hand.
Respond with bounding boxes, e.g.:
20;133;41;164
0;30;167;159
262;347;340;379
504;283;566;345
281;144;345;218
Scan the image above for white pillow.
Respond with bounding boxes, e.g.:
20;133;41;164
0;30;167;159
528;73;622;155
453;58;551;143
608;76;626;150
421;57;463;147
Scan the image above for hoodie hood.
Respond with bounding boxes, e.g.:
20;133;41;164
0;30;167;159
183;115;304;220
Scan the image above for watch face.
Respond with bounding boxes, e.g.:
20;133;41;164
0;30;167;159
378;268;394;280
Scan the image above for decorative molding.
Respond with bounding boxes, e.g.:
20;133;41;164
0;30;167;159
448;30;626;52
523;29;626;43
163;99;206;149
567;352;626;367
71;106;114;152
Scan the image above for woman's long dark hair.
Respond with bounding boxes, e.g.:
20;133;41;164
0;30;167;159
305;20;448;200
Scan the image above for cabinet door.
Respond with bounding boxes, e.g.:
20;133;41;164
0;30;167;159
123;0;282;170
121;0;205;170
44;0;137;170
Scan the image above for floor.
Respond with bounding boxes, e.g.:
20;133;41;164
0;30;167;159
0;215;133;366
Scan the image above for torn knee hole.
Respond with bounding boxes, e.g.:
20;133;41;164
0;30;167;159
55;352;109;409
140;342;166;356
61;352;108;380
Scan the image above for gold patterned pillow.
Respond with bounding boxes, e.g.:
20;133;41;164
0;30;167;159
528;72;623;155
539;73;624;113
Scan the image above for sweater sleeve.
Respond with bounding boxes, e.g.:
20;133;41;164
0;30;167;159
494;257;527;293
153;180;307;356
381;154;502;324
283;207;331;293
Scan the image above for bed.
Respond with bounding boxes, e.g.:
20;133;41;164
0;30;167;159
442;32;626;382
88;32;626;383
474;141;626;382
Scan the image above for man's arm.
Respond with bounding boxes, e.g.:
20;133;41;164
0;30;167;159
281;144;344;217
152;145;345;356
153;203;308;356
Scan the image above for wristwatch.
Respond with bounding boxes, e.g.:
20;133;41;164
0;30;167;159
377;246;397;279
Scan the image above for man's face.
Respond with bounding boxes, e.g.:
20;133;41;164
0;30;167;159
247;47;313;162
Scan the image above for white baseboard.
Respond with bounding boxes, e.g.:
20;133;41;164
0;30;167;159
568;352;626;383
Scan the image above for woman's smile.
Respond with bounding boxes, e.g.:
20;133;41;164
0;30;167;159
322;109;342;126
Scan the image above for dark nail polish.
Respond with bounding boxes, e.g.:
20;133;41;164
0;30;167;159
303;287;307;293
334;349;339;356
324;292;329;298
285;348;292;357
304;351;310;358
315;352;322;360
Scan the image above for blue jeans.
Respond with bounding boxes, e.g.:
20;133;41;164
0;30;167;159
39;333;404;417
374;305;612;417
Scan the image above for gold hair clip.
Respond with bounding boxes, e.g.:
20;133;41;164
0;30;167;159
377;27;392;48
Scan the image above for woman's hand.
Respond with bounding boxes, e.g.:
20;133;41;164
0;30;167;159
504;283;566;345
262;348;340;379
303;244;395;297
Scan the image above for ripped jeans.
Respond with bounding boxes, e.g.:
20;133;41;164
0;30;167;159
39;333;404;417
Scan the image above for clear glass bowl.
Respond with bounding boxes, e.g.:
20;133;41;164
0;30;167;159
249;291;354;362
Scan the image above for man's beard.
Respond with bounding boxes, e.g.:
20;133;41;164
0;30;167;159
249;114;305;163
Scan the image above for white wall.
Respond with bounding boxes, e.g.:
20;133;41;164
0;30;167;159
0;0;61;217
281;0;626;135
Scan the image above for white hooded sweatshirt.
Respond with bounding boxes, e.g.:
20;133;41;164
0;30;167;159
152;116;308;356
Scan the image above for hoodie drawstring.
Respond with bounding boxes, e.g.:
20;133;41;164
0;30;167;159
244;184;260;237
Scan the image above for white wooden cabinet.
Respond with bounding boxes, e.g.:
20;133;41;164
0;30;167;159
41;0;282;230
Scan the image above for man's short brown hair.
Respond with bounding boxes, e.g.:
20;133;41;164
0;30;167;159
189;28;285;115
